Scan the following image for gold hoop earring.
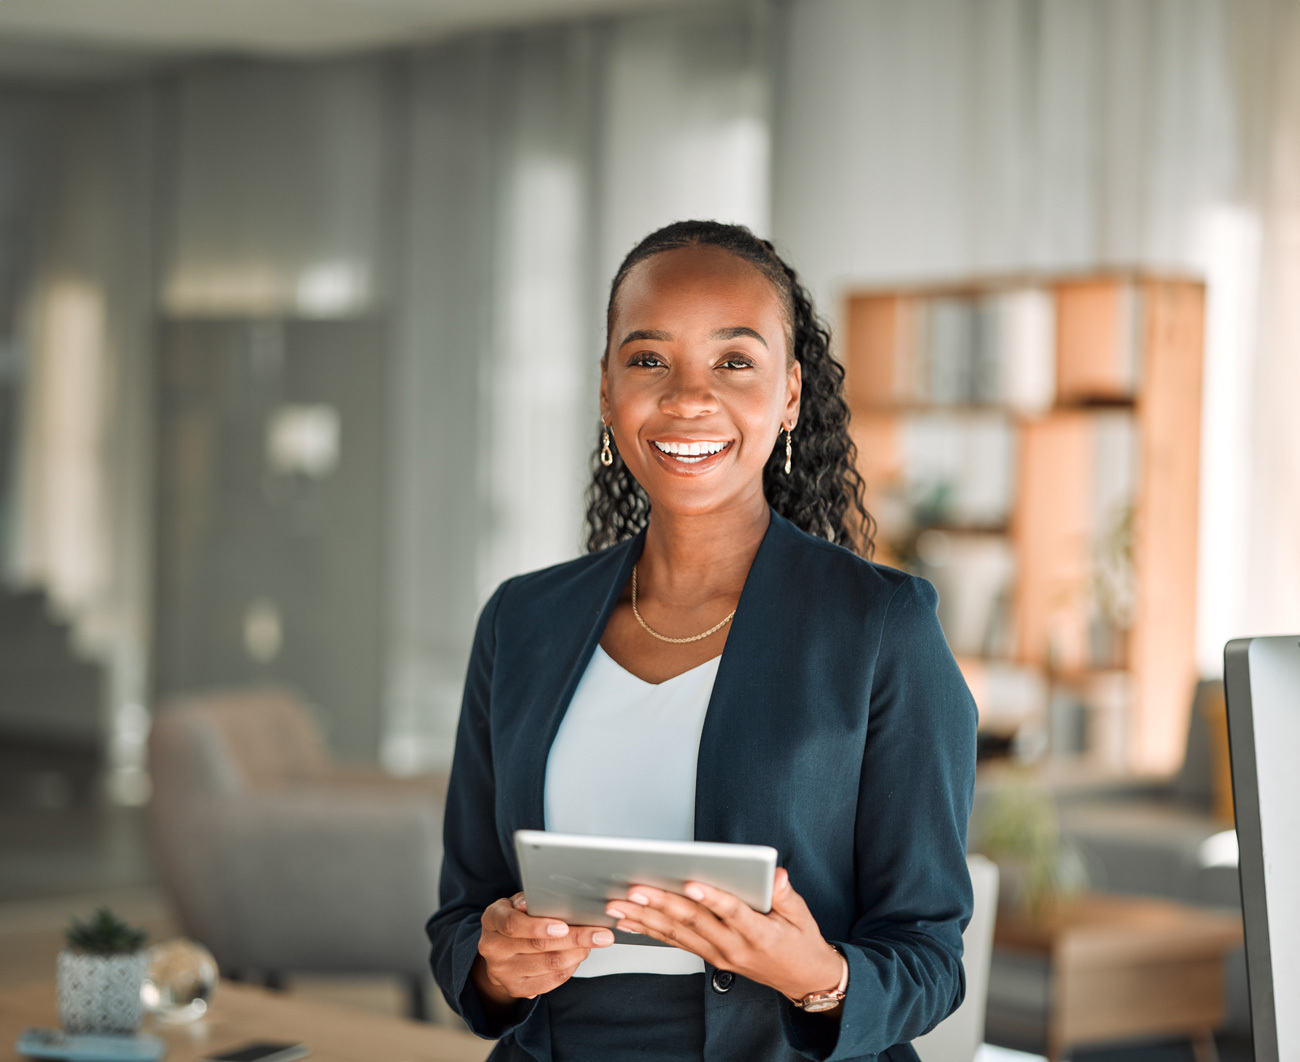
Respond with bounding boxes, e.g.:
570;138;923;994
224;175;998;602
601;425;614;467
784;426;793;475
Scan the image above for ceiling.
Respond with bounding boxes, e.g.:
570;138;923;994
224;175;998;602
0;0;691;77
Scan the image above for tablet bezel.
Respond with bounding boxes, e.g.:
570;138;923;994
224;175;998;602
514;830;778;947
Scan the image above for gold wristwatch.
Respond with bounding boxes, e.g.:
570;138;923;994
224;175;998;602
790;944;849;1013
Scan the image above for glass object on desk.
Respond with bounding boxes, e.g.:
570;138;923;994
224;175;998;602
141;938;219;1023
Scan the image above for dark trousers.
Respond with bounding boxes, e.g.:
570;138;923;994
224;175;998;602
488;973;705;1062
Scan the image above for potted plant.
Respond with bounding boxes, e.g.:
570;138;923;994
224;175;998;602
973;772;1087;916
57;908;150;1034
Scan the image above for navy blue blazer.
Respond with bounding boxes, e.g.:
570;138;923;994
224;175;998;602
427;510;978;1062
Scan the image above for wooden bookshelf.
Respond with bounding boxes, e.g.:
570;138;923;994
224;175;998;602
844;273;1204;773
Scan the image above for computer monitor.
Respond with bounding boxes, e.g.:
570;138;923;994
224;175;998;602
1224;635;1300;1062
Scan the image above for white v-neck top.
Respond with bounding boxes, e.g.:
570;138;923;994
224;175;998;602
544;644;720;977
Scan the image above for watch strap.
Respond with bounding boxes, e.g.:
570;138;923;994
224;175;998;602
791;944;849;1011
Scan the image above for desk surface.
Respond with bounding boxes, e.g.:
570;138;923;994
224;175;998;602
994;892;1243;966
991;893;1244;1060
0;982;493;1062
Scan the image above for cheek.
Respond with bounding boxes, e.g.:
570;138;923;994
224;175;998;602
733;383;789;439
606;382;654;425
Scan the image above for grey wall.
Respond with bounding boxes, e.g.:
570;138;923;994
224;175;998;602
1;1;773;782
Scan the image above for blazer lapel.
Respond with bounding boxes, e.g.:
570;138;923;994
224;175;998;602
504;529;644;842
694;511;804;849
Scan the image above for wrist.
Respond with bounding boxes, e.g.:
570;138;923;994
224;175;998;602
787;944;848;1013
472;954;519;1009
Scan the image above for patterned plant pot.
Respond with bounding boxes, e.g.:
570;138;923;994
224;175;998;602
56;949;149;1033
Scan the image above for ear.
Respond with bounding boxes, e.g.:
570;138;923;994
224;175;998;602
599;361;610;424
784;358;802;429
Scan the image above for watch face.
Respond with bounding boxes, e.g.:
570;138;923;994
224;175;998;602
801;996;842;1013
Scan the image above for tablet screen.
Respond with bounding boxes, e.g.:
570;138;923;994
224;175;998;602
514;830;777;946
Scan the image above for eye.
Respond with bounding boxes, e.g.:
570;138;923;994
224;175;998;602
628;352;666;369
720;354;755;370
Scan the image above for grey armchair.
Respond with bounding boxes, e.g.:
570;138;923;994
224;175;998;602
146;686;447;1019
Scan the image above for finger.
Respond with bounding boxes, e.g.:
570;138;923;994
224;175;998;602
611;913;724;966
488;913;615;954
493;944;590;990
514;963;583;998
608;894;728;961
681;880;762;932
625;885;729;939
511;892;528;911
768;867;812;922
493;905;571;943
573;926;616;949
521;946;591;977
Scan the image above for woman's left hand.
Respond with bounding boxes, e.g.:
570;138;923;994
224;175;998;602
604;867;844;1004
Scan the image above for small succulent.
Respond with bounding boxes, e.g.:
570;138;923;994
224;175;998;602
65;908;149;955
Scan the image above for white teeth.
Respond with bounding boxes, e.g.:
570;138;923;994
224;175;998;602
653;440;728;458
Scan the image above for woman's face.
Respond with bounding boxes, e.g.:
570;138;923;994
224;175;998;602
601;244;801;519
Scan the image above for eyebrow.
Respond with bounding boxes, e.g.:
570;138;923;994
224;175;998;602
709;326;768;348
617;326;769;349
618;329;673;347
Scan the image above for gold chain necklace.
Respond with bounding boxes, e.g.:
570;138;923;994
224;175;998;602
630;565;737;644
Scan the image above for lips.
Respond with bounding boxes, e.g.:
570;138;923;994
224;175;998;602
648;438;734;471
652;439;730;462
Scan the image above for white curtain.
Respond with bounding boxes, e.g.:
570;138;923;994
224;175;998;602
10;85;156;799
160;58;393;318
383;5;771;772
1247;2;1300;642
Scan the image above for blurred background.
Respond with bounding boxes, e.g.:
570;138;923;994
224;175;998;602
1;0;1298;1056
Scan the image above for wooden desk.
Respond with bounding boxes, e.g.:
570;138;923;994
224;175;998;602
993;893;1243;1061
0;982;493;1062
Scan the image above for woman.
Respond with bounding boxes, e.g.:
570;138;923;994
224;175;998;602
427;221;977;1062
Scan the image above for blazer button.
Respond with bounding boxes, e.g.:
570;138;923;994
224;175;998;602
711;969;734;993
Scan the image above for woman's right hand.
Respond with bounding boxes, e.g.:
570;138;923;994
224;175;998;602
472;892;616;1005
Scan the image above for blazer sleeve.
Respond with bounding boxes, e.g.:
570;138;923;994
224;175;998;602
425;579;541;1038
782;574;978;1060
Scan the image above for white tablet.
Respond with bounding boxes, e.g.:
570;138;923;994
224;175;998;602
514;830;778;948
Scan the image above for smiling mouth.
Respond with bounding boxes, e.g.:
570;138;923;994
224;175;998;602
651;440;733;464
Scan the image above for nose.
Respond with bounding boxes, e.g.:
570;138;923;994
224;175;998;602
659;366;717;418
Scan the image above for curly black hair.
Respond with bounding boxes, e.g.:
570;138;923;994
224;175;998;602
584;220;875;557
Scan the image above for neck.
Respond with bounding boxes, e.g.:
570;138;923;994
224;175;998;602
636;489;771;604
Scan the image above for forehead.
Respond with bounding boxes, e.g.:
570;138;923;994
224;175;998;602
612;244;786;330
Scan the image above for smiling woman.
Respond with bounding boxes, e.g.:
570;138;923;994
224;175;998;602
426;221;978;1062
587;222;873;555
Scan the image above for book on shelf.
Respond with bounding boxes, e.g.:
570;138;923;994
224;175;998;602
925;532;1017;659
847;287;1055;412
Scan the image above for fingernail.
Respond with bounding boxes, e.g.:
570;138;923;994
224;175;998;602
547;923;568;937
512;895;526;908
593;930;615;946
606;906;625;919
620;925;642;934
684;884;704;901
628;892;649;906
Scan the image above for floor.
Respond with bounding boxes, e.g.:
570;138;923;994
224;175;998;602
0;795;1254;1059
